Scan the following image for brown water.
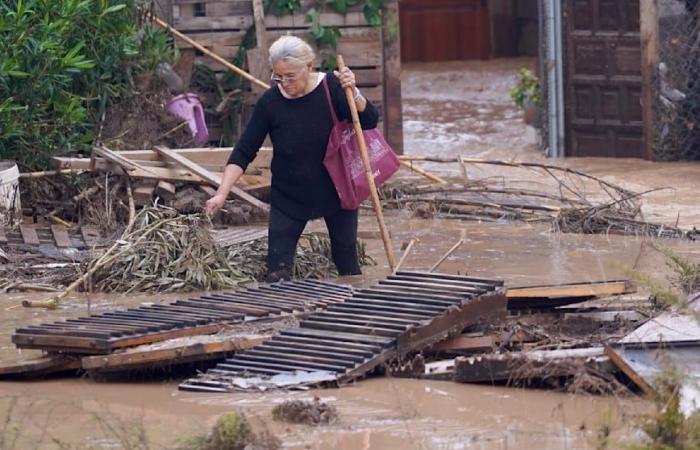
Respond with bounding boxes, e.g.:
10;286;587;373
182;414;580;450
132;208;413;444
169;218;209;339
2;58;699;449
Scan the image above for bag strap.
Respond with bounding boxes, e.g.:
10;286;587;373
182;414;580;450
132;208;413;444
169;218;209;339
321;76;339;125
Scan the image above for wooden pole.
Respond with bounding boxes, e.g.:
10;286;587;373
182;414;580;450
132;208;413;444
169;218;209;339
429;238;465;273
393;238;418;274
336;54;396;271
398;160;448;184
145;11;270;90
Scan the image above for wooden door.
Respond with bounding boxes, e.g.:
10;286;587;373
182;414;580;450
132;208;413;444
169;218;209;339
564;0;645;157
400;0;491;62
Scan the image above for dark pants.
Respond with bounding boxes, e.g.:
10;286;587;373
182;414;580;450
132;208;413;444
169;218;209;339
266;206;360;282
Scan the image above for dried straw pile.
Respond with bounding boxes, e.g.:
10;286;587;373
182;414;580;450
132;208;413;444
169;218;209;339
91;207;245;293
89;207;373;293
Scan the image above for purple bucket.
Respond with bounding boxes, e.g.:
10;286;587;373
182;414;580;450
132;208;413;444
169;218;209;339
166;93;209;145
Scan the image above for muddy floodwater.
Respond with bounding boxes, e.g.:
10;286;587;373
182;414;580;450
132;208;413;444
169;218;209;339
2;58;699;449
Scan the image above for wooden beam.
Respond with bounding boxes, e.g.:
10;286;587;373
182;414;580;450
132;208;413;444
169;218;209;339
155;180;177;202
133;180;157;206
640;0;659;160
0;227;7;244
605;345;655;396
154;145;270;212
50;225;72;248
19;225;40;245
92;145;161;178
81;335;266;371
382;0;403;154
507;280;634;299
0;355;80;378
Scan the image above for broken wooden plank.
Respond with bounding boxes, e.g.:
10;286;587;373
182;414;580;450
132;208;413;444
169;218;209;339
19;224;40;245
508;280;634;299
50;225;72;248
0;355;80;378
92;145;162;179
452;347;610;384
506;280;635;310
52;147;272;170
155;181;177;202
81;334;267;372
133;180;157;206
154;145;270;212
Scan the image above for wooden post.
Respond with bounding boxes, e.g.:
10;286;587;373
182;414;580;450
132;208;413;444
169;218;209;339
248;0;269;97
382;0;404;154
337;55;396;271
640;0;659;161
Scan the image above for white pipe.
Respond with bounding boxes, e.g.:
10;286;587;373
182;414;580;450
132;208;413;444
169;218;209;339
545;0;558;157
553;0;566;158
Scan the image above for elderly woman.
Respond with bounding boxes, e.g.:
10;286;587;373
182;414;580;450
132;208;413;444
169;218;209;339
205;36;379;281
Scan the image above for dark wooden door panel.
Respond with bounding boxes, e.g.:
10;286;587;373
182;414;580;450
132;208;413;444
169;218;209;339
399;0;490;62
564;0;645;158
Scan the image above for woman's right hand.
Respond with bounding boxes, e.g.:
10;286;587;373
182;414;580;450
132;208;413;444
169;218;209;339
205;193;227;217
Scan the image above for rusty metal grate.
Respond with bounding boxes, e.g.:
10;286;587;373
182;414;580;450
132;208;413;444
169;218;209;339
180;271;506;392
11;280;352;354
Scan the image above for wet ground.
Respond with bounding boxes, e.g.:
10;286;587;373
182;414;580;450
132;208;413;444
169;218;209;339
2;57;699;449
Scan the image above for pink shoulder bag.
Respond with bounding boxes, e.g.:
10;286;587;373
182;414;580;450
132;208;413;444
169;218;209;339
322;77;400;210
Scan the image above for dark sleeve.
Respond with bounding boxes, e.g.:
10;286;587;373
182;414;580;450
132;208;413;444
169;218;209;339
227;96;270;171
328;72;379;130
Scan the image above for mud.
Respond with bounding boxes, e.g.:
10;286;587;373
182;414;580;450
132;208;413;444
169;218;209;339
1;57;698;449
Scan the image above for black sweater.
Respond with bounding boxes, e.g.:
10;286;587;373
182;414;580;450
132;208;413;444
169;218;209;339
227;73;379;220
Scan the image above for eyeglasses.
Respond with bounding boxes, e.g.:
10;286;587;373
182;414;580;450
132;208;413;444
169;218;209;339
270;66;306;84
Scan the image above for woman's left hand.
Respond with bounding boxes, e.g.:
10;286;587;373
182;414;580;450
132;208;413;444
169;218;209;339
333;67;356;90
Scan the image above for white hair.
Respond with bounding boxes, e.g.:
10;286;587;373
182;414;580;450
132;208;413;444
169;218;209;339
268;36;315;67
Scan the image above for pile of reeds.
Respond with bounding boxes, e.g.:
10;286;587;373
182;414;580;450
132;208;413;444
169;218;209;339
90;206;246;293
88;207;374;293
225;232;374;281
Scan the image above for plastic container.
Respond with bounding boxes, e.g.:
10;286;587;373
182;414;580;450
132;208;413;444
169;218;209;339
0;161;21;226
166;93;209;145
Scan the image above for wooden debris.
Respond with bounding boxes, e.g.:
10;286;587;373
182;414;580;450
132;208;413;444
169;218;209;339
19;225;40;245
81;334;267;374
133;179;158;206
0;355;80;379
606;297;700;412
154;145;270;213
155;180;177;202
49;225;71;248
507;280;636;310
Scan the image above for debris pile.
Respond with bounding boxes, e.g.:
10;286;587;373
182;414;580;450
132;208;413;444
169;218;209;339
384;157;699;240
272;398;339;425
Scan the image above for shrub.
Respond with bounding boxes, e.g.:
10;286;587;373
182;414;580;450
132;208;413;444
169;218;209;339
0;0;177;170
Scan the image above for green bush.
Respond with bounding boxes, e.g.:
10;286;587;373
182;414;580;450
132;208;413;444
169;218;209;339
0;0;176;170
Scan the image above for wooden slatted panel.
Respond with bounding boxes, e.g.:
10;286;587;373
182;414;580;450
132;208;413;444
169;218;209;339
12;280;353;354
179;272;506;392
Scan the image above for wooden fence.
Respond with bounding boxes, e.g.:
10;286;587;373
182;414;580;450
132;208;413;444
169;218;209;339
167;0;403;152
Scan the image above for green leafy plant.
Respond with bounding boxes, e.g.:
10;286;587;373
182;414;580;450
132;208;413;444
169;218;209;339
510;68;541;109
0;0;178;170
